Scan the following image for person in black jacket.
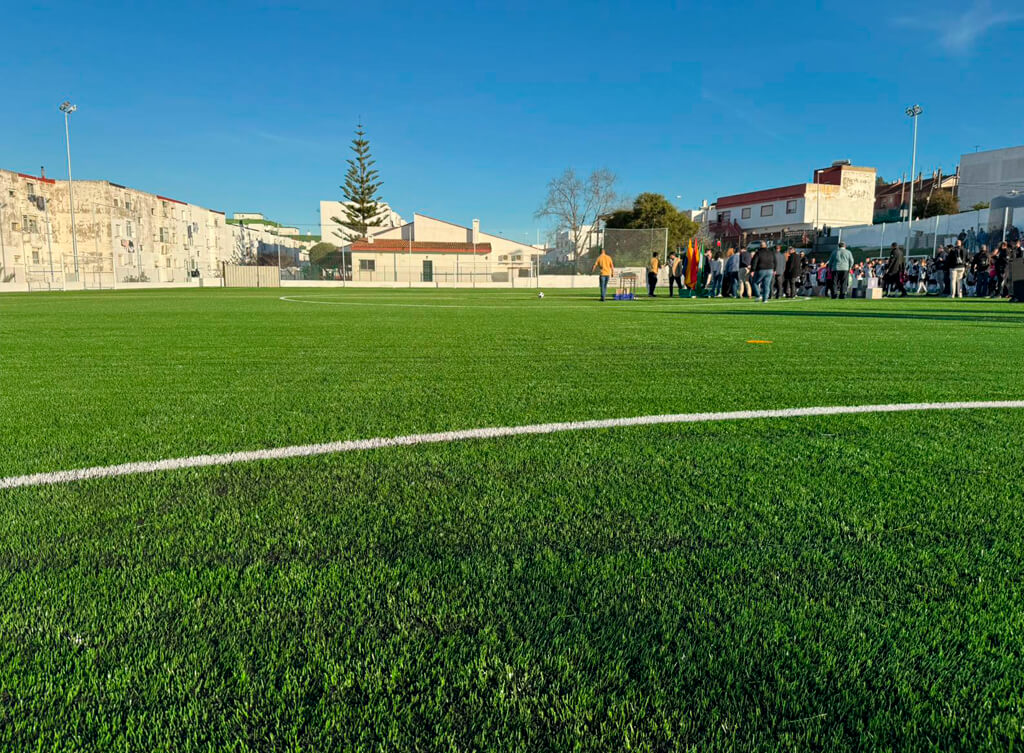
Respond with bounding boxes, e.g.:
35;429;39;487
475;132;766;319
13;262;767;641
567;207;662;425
783;249;802;298
935;246;949;295
750;242;776;303
772;246;786;298
994;243;1010;297
972;245;991;297
737;248;752;298
883;243;907;297
947;241;966;298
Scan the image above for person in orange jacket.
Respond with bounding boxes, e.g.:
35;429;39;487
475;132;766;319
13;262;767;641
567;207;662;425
592;248;615;301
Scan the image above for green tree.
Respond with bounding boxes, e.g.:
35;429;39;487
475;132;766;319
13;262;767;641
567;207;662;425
971;201;990;211
605;193;699;252
308;242;341;267
331;124;384;242
914;189;959;218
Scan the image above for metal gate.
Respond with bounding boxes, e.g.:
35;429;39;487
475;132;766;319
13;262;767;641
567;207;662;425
26;267;64;292
221;264;280;288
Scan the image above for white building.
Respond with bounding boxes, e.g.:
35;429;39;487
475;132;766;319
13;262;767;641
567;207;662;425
319;200;404;245
686;200;715;224
959;146;1024;210
341;213;543;283
552;224;603;262
230;212;302;238
714;163;876;236
0;167;313;286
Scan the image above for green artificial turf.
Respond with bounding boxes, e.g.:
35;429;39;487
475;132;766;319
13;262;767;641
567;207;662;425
1;288;1023;751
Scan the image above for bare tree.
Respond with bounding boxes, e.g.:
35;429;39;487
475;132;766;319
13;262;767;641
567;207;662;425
535;168;618;271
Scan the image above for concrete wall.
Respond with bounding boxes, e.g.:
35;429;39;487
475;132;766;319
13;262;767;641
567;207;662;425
959;146;1024;210
804;167;876;230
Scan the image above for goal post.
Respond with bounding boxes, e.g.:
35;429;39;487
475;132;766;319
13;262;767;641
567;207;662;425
602;227;668;268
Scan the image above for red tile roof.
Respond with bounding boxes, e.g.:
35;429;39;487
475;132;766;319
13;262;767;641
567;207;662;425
350;240;491;254
716;184;807;208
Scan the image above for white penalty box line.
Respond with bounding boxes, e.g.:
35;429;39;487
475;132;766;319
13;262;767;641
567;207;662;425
2;400;1023;490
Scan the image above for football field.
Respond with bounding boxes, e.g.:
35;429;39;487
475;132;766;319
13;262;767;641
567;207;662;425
1;288;1023;751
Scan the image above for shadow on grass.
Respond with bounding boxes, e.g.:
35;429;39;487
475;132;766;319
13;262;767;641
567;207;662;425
653;304;1024;325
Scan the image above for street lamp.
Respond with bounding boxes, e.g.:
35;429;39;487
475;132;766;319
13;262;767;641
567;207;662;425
60;100;80;278
904;105;922;257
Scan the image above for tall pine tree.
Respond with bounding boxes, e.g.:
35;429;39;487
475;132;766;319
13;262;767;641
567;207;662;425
331;124;384;242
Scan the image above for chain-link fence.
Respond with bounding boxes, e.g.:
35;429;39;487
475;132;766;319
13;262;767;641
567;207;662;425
602;228;668;268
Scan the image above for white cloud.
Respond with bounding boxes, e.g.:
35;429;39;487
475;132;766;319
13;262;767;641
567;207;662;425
894;1;1024;54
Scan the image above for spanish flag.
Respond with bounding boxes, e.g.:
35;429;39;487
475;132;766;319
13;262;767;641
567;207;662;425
685;239;701;289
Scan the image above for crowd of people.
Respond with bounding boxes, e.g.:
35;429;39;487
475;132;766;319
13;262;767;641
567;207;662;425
590;238;1024;302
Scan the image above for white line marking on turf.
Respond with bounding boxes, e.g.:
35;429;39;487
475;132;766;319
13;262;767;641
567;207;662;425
2;401;1022;490
278;294;812;310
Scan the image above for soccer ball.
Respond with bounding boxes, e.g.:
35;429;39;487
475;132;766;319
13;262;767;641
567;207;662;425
538;292;544;299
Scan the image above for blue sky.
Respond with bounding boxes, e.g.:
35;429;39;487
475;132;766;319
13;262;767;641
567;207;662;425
3;0;1022;240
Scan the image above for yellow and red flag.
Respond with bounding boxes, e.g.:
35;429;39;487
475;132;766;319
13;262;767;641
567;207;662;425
685;239;700;288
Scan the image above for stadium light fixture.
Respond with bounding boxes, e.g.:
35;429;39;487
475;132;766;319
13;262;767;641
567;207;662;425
60;100;80;277
904;105;922;256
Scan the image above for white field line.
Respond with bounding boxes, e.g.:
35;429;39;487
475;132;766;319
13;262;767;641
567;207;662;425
278;294;812;310
2;401;1023;490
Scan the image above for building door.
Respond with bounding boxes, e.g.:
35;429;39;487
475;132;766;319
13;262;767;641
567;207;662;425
422;259;433;282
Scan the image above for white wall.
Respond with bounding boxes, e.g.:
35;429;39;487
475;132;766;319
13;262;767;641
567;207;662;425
718;196;806;230
960;146;1024;209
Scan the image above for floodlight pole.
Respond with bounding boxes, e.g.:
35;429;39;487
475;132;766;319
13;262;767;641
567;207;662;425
60;101;80;278
904;105;922;256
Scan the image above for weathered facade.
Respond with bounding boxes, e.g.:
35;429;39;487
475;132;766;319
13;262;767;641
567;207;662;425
0;168;312;286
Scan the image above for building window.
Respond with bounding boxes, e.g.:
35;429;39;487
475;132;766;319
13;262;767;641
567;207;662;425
719;210;731;223
125;200;132;211
32;251;40;264
115;224;121;237
113;199;120;208
761;204;774;217
786;200;797;214
159;227;169;243
126;221;133;238
359;259;375;271
741;208;751;219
